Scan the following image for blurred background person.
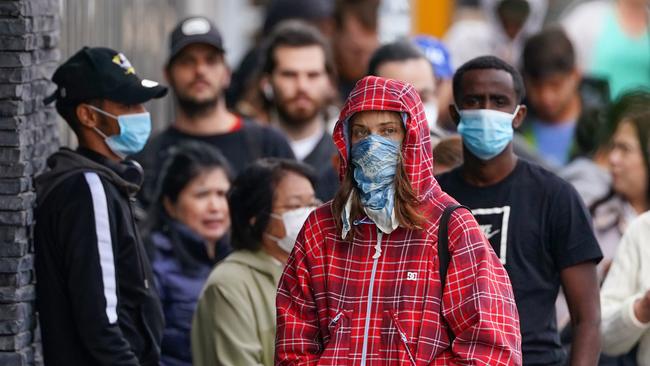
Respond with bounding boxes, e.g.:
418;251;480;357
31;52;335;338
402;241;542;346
432;135;464;175
444;0;548;68
562;0;650;100
332;0;380;98
561;92;650;366
135;16;294;208
412;35;457;132
600;211;650;364
590;91;650;276
558;107;613;209
145;141;233;366
227;0;336;111
192;158;318;366
519;27;607;169
367;39;449;145
257;21;339;201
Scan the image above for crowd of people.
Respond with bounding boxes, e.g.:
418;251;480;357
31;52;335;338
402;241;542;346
32;0;650;365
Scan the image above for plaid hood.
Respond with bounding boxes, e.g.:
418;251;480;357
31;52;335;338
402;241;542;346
333;76;440;202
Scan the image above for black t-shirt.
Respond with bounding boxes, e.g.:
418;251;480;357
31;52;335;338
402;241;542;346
134;119;295;208
437;160;602;366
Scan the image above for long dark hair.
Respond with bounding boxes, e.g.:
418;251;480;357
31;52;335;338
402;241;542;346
144;141;233;271
228;158;316;252
590;90;650;215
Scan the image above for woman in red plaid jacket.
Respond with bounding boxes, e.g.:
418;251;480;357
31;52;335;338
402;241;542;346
275;76;522;365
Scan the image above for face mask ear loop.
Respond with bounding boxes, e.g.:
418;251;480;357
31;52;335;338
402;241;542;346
92;126;109;139
86;104;118;139
86;104;118;120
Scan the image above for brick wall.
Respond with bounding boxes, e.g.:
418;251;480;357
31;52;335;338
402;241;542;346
0;0;60;365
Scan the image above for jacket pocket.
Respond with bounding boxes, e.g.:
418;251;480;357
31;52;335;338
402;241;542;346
381;309;417;366
318;310;351;365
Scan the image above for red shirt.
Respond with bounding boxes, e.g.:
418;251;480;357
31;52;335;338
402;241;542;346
275;76;522;365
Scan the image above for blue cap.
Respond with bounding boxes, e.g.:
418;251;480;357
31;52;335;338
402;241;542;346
412;35;453;80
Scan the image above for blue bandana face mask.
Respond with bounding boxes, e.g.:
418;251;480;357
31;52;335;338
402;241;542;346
88;105;152;159
351;134;400;209
456;106;519;161
343;134;401;235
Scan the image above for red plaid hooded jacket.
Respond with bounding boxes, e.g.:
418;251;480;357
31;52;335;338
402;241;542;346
275;76;521;365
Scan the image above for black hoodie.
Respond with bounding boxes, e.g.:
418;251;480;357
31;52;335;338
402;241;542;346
34;148;163;366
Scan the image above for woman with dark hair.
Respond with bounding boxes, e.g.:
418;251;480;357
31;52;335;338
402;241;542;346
144;141;233;366
590;90;650;277
191;158;318;366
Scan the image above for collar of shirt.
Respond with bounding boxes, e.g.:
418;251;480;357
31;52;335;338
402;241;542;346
289;123;324;161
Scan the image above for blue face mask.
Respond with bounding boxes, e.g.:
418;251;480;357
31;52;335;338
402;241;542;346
350;134;400;211
456;106;520;161
88;105;152;159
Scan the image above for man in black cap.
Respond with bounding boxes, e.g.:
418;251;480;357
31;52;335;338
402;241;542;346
135;16;295;207
35;46;166;365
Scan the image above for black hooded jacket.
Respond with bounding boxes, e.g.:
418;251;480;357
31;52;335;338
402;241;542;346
34;148;164;366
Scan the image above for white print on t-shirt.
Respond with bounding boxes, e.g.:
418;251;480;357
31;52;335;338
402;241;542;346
479;224;501;240
471;206;511;265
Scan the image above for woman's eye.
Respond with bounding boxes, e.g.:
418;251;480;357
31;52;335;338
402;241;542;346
193;191;209;199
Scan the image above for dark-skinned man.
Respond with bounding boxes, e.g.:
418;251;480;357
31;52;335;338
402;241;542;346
35;47;166;365
436;56;603;366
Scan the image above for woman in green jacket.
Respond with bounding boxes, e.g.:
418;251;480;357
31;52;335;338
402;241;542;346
191;158;318;366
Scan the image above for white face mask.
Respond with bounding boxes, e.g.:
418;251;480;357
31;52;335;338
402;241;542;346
423;102;439;132
267;207;314;253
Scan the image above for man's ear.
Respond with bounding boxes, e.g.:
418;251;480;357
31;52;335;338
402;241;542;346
163;65;172;85
512;104;527;129
76;103;101;129
260;76;274;100
222;65;232;89
162;196;176;219
448;104;460;126
570;68;582;88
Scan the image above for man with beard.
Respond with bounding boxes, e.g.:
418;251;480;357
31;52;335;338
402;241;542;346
135;17;294;208
259;20;339;201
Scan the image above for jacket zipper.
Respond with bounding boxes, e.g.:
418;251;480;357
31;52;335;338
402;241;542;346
360;229;383;366
127;196;149;289
329;311;344;328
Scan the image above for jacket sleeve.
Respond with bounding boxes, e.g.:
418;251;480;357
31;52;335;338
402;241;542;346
191;279;265;366
275;220;322;365
58;174;139;365
443;208;522;365
601;218;650;355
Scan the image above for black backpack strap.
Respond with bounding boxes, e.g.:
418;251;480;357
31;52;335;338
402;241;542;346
438;204;470;343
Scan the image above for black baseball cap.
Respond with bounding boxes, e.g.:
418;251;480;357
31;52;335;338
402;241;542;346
168;16;225;65
45;46;167;105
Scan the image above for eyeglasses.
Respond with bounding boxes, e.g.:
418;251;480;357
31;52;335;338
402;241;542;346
272;200;322;213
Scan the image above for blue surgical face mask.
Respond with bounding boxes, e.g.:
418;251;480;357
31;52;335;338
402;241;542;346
88;105;152;159
350;134;400;211
456;106;520;160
